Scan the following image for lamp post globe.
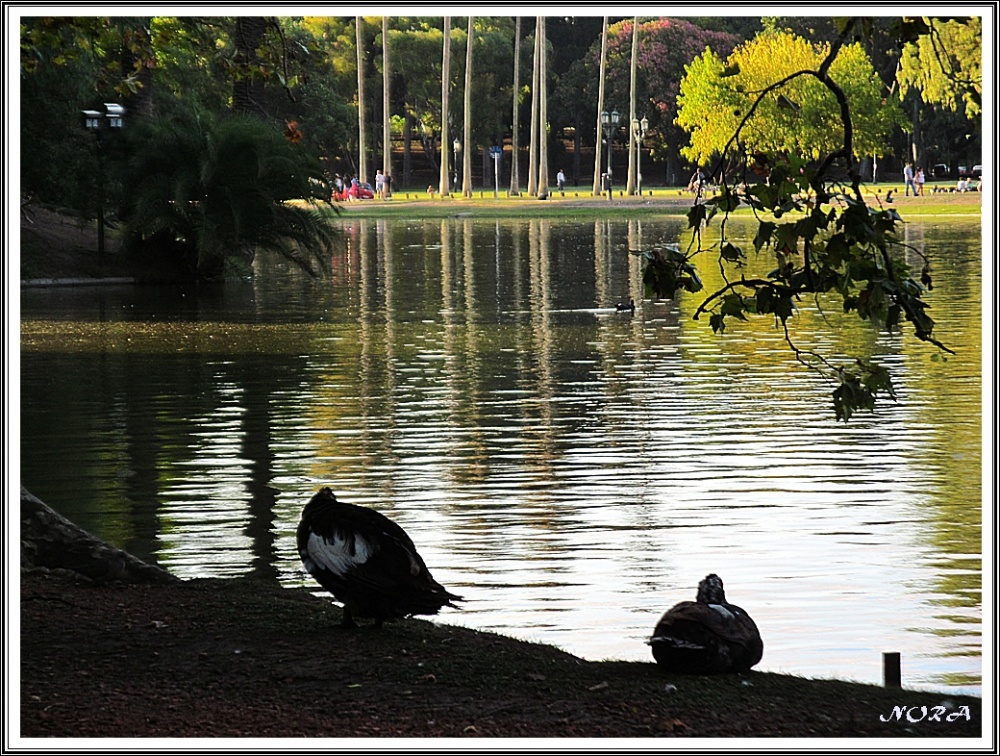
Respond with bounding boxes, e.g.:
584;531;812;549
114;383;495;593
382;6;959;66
80;102;124;259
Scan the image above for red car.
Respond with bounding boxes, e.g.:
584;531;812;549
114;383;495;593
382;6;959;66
333;181;375;201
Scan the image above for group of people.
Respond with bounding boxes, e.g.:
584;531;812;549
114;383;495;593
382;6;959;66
331;170;393;201
905;161;981;195
373;170;393;200
903;162;927;196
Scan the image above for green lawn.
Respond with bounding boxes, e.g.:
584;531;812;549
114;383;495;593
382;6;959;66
319;183;982;220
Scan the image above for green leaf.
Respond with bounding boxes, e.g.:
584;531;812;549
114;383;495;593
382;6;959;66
720;242;744;263
687;204;707;229
720;293;748;321
753;222;776;252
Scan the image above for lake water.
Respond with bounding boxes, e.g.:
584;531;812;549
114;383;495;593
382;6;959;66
18;215;984;695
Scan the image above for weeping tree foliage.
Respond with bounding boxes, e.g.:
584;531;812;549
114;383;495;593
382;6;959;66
119;110;337;280
897;16;982;117
644;18;959;421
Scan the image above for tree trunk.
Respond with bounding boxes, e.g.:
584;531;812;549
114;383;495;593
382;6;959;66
356;17;368;185
21;487;177;584
527;23;540;196
382;17;392;181
537;17;549;198
232;17;269;118
509;17;522;196
120;18;154;119
403;110;413;185
462;16;474;197
626;17;639;196
439;17;452;196
593;17;609;196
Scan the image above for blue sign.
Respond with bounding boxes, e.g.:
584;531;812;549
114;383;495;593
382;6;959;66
489;146;502;156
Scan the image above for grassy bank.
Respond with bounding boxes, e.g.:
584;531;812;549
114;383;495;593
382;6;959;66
323;184;983;221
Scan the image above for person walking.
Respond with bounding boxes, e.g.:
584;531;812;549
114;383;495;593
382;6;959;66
557;169;566;195
904;162;916;196
916;167;925;196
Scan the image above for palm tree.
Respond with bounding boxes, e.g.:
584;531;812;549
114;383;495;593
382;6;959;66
382;17;391;181
462;16;474;197
626;16;639;196
537;16;549;198
439;16;452;196
233;17;269;118
527;20;540;196
120;111;336;280
509;17;522;196
593;17;609;196
356;16;368;185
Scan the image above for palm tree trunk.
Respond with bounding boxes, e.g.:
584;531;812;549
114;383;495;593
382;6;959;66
537;17;549;198
626;17;639;196
233;17;268;118
593;17;609;196
527;22;540;197
439;17;452;196
509;17;522;196
356;17;368;185
462;17;474;197
382;17;391;181
120;18;154;119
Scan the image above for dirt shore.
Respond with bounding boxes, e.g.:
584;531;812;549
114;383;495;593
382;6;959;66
18;570;982;740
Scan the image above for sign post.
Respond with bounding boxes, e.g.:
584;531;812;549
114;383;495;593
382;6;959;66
489;146;502;199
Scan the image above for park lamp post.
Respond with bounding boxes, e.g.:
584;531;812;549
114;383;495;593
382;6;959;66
453;138;461;188
600;109;620;184
81;103;125;259
632;115;648;196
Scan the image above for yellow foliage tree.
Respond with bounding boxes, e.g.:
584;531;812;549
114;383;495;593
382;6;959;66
676;30;907;165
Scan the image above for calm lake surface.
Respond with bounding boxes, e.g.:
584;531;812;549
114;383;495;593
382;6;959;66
19;215;983;695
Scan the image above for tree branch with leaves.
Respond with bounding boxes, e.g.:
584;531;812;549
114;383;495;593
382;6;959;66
641;17;957;420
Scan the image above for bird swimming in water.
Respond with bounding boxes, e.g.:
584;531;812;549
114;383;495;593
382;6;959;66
616;297;636;314
648;574;762;674
297;487;462;628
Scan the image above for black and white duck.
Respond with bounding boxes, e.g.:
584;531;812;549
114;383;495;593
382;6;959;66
616;297;636;314
648;574;763;674
297;487;462;627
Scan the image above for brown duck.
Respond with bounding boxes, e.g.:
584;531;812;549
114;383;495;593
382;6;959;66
649;574;763;674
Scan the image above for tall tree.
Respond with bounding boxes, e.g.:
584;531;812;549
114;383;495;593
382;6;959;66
382;16;391;180
537;17;549;198
897;16;982;117
527;21;540;196
626;17;639;195
355;16;368;184
232;17;269;118
509;17;522;196
592;17;609;196
439;16;452;196
462;16;474;197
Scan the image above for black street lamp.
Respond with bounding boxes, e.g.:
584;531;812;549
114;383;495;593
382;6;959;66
81;103;125;260
632;115;649;196
453;138;461;188
600;109;620;184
